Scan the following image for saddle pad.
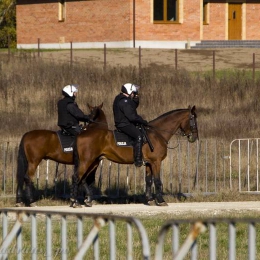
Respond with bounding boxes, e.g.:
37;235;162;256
56;130;75;153
113;130;133;147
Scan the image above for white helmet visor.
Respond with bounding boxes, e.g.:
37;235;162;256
123;83;140;95
63;84;79;97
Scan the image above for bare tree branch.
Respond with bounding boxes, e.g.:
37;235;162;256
0;1;15;26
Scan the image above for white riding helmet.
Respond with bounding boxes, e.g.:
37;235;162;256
121;83;140;95
62;84;79;97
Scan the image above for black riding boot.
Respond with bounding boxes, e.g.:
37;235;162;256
134;136;143;167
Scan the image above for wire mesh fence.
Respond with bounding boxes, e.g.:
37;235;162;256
0;139;231;200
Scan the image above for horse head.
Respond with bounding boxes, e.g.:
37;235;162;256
87;103;108;129
180;105;198;143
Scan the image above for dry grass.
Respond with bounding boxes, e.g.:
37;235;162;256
1;49;260;205
2;48;260;259
1;50;260;143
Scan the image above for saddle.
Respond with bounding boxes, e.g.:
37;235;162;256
113;129;147;147
56;130;75;153
113;130;133;147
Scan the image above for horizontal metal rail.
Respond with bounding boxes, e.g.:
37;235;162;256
155;217;260;260
3;138;260;199
1;209;259;260
0;208;150;260
0;139;228;200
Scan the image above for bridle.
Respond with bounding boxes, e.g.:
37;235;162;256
180;111;198;140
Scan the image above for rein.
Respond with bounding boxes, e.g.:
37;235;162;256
147;108;197;149
147;126;181;149
90;121;108;126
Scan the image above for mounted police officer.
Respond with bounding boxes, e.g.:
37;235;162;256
57;84;91;136
113;83;148;167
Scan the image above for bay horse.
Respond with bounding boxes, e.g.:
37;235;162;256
71;105;198;207
16;103;107;207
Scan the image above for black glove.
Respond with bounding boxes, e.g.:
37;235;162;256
84;115;91;122
132;96;139;108
142;120;148;126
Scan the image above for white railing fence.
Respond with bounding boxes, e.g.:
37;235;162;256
0;208;259;259
1;138;260;199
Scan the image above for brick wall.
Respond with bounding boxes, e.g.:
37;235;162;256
17;0;131;44
203;3;226;40
134;0;200;41
246;3;260;39
16;0;260;47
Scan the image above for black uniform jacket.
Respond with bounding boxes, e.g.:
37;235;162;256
57;96;87;128
113;93;146;128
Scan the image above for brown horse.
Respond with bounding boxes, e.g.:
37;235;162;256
16;103;107;207
71;105;198;207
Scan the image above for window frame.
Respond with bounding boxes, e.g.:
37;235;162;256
203;1;209;25
153;0;180;24
58;0;66;22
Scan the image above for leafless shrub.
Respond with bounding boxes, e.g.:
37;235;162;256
1;52;260;142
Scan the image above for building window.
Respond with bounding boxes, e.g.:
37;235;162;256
154;0;179;23
59;0;65;22
203;1;209;25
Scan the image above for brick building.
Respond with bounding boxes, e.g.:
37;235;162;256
16;0;260;49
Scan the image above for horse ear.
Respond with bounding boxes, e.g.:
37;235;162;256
99;102;103;109
191;105;196;113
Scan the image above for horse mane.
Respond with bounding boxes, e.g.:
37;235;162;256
149;108;188;123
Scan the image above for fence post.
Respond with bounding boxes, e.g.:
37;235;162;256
252;53;255;83
175;49;178;70
38;38;40;57
8;34;10;61
70;42;73;67
104;43;106;71
139;46;142;80
213;50;215;80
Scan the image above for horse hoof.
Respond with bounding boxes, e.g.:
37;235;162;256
70;201;82;208
146;200;156;206
156;201;168;206
29;202;38;207
15;202;25;207
84;202;92;207
84;199;92;207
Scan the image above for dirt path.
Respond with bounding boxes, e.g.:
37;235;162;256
39;48;260;71
9;201;260;217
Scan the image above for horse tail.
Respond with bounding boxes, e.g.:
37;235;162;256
17;135;28;184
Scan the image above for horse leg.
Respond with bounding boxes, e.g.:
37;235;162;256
145;165;154;205
154;177;168;206
81;163;100;207
16;138;28;207
16;180;24;207
82;180;93;207
70;169;82;208
23;163;39;207
16;171;25;207
24;175;36;207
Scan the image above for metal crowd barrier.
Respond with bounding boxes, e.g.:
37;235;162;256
0;208;150;260
4;138;260;198
155;217;259;260
229;138;260;193
0;208;259;259
0;139;229;200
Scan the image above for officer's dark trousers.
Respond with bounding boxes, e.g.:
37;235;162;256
61;125;81;136
117;124;143;167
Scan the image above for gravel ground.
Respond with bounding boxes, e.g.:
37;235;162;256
39;48;260;71
7;201;260;217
